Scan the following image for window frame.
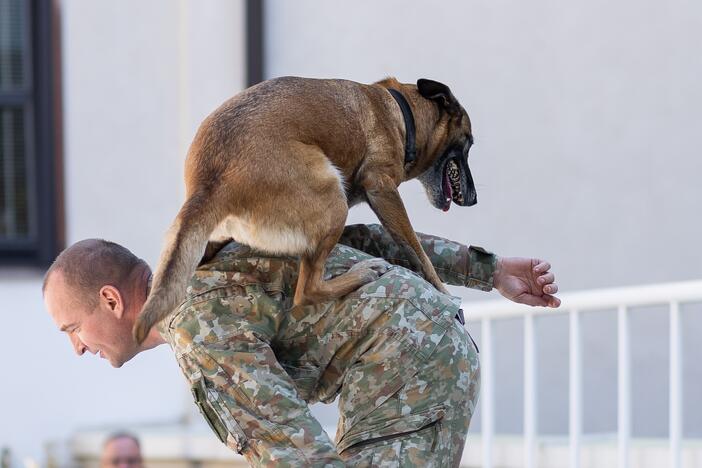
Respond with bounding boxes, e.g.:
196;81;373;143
0;0;63;267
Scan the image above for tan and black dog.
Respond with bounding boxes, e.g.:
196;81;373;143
133;76;477;343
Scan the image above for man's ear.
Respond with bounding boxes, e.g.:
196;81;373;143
417;78;459;113
99;285;124;319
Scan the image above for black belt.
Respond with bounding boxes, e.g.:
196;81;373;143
454;308;480;353
454;308;465;325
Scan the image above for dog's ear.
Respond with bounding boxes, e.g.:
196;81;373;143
417;79;459;113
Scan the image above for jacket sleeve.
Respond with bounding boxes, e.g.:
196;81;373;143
339;223;497;291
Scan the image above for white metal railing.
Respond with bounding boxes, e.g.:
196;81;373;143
461;280;702;468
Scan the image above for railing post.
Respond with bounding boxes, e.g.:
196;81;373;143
460;281;702;468
481;318;494;468
669;301;682;468
524;312;537;468
569;309;582;468
618;305;631;468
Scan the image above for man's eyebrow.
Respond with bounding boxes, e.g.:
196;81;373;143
59;322;77;332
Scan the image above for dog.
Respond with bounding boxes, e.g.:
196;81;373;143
133;76;477;343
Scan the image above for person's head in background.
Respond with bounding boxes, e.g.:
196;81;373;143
100;432;143;468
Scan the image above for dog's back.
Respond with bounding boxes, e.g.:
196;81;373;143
186;77;384;186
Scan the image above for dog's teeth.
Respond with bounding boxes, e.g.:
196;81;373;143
445;159;464;204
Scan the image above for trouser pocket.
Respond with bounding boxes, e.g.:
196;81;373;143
346;418;444;452
337;405;446;455
191;378;248;453
339;406;447;467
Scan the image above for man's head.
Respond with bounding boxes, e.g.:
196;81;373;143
43;239;153;367
100;431;143;468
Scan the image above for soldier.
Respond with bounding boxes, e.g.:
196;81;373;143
100;432;144;468
43;224;559;467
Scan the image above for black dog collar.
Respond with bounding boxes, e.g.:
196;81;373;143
388;88;417;165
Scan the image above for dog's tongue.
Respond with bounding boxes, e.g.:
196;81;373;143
442;169;452;211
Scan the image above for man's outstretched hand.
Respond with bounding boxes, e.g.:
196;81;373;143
493;257;561;308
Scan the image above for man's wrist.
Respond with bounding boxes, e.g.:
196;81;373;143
466;246;498;291
493;256;503;291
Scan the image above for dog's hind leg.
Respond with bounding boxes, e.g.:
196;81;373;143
294;232;383;306
293;205;381;306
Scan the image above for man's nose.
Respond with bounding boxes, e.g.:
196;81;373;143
70;333;86;356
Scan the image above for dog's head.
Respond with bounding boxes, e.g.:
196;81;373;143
415;79;476;212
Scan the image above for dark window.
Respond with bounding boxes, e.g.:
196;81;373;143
0;0;61;266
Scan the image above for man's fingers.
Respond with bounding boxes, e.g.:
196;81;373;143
534;261;558;297
533;260;551;273
516;293;549;307
537;272;558;294
544;294;561;308
537;272;555;285
516;293;561;308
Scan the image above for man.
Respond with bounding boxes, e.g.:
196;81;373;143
44;224;559;467
100;432;143;468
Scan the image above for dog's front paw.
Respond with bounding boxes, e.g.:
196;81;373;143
349;258;391;283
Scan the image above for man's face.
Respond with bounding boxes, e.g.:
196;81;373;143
44;271;140;367
100;436;143;468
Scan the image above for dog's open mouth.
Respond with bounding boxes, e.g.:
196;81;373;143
441;158;464;211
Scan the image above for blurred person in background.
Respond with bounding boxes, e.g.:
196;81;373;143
100;432;143;468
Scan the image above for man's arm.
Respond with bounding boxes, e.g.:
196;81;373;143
339;223;496;291
340;224;561;308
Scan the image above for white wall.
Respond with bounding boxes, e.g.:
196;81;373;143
0;0;247;463
63;0;246;258
266;0;702;295
264;0;702;438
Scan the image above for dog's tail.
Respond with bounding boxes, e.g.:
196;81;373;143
133;189;219;344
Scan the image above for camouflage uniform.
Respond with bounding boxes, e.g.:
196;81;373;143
156;224;496;467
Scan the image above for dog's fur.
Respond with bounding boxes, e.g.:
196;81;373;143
133;76;477;343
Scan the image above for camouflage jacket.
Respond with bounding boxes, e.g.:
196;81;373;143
157;224;496;465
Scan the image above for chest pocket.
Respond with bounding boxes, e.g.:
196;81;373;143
191;377;249;454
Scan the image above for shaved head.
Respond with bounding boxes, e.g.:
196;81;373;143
43;239;162;368
43;239;146;307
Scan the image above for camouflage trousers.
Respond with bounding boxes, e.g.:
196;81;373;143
173;257;483;467
337;317;481;467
